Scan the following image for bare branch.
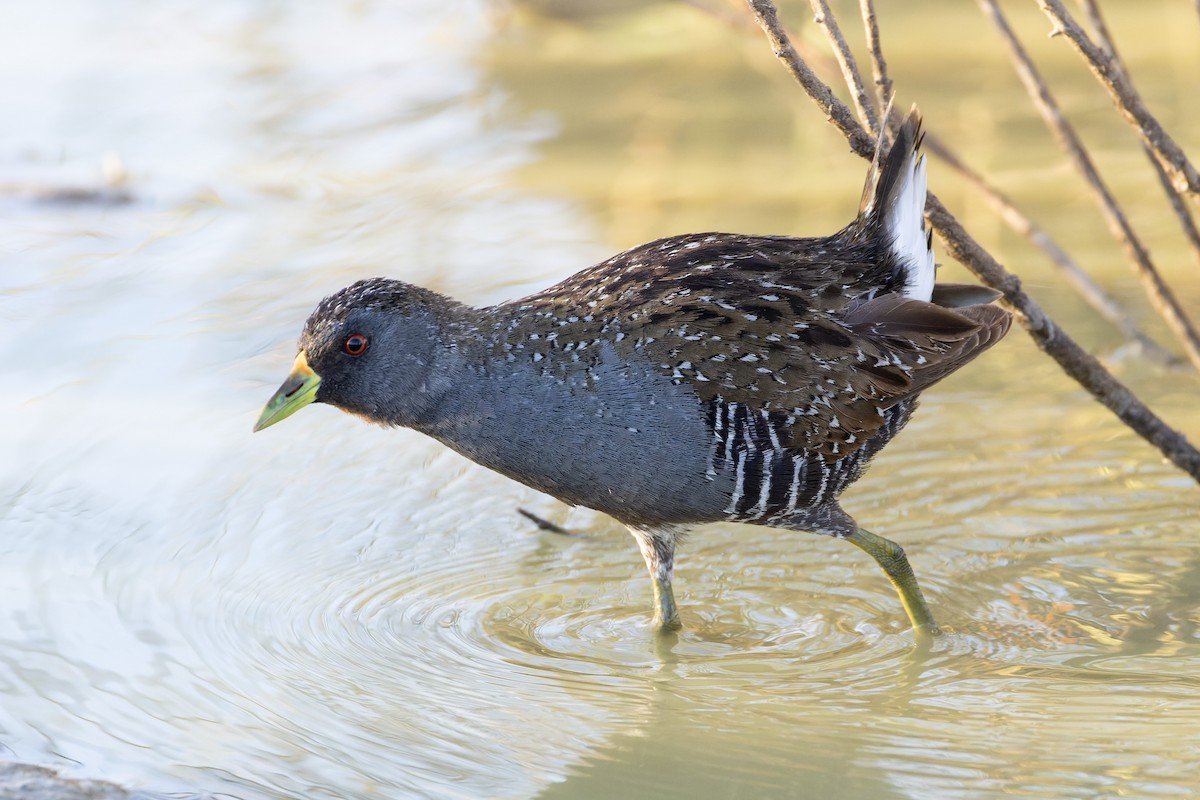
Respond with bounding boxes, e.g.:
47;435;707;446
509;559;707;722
926;193;1200;481
808;0;878;132
858;0;893;121
923;133;1183;368
978;0;1200;373
1038;0;1200;197
742;0;1200;483
1075;0;1114;53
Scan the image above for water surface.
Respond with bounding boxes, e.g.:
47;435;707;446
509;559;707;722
2;2;1198;798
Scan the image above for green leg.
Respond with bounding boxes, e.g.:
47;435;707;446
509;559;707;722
629;527;683;632
650;571;682;632
847;528;941;637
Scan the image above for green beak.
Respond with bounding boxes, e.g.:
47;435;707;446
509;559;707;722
254;351;321;432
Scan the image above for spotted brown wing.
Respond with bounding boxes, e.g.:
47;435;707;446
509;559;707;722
637;291;1011;459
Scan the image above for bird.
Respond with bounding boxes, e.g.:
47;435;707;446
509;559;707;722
254;108;1011;637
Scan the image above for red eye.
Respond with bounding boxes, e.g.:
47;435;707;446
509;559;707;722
343;333;368;356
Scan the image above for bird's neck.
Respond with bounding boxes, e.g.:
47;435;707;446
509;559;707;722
406;302;602;499
406;304;534;442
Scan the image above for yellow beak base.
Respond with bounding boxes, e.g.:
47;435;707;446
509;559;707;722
254;352;322;432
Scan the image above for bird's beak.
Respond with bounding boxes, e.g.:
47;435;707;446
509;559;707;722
254;351;322;432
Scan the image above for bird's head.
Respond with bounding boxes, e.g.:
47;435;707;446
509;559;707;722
254;278;453;431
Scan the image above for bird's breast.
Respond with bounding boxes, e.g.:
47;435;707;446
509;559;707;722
415;342;733;525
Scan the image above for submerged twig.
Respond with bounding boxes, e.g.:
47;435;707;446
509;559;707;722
743;0;1200;483
1038;0;1200;197
518;507;584;537
979;0;1200;374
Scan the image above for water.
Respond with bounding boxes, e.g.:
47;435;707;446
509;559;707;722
2;1;1199;798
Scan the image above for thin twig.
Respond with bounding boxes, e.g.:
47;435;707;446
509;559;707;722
1038;0;1200;197
688;0;844;87
979;0;1200;373
1148;147;1200;270
743;0;1200;483
1075;0;1113;50
678;0;759;32
923;133;1182;368
808;0;878;133
746;0;875;157
1076;0;1200;270
858;0;893;123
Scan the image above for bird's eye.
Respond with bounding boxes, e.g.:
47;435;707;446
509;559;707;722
343;333;369;356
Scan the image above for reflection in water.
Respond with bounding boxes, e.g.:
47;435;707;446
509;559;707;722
2;1;1199;798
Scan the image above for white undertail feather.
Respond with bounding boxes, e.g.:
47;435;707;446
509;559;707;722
886;133;935;302
857;109;935;302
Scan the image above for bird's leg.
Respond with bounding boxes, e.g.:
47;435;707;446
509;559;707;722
629;527;682;632
847;528;941;637
649;568;681;632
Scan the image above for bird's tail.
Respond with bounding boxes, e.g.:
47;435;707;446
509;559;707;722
857;106;934;302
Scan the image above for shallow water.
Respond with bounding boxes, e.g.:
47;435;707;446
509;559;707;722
2;1;1199;798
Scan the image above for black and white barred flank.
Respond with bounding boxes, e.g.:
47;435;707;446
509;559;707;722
704;396;916;529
